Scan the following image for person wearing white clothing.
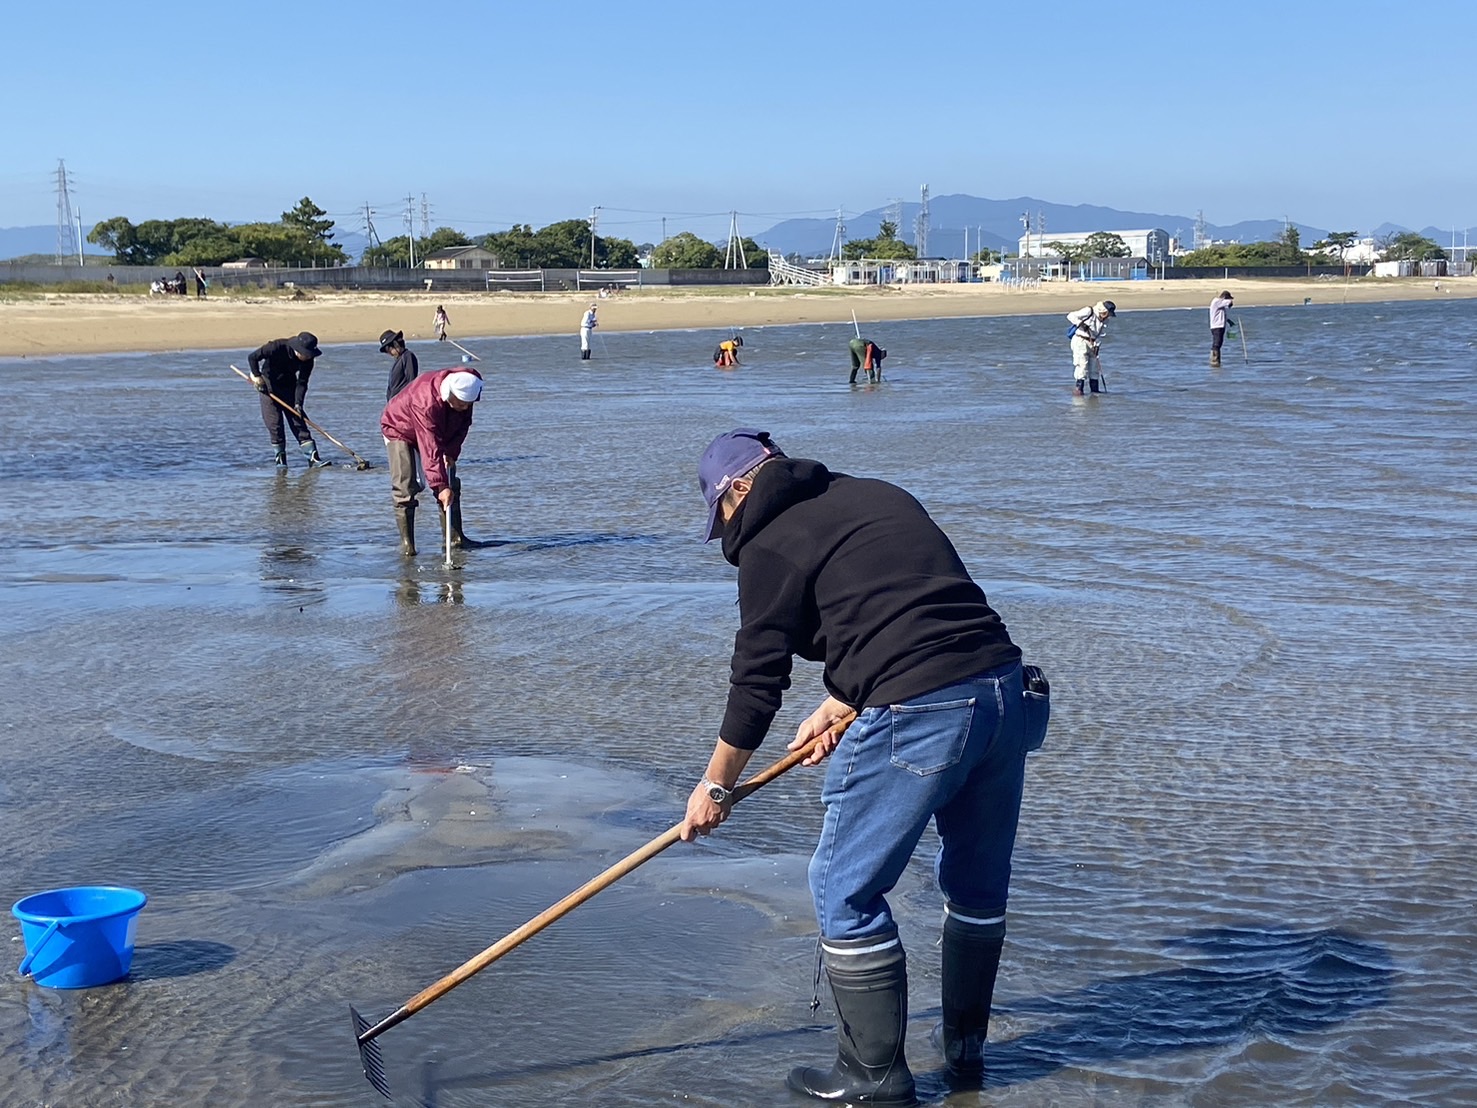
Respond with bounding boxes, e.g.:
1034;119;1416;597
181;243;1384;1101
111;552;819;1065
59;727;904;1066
1065;300;1115;396
579;304;598;360
1208;291;1234;367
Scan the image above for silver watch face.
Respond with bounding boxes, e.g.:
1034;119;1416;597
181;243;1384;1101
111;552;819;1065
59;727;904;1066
706;784;728;802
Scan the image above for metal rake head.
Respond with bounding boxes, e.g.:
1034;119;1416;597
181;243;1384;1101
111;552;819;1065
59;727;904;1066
350;1006;392;1099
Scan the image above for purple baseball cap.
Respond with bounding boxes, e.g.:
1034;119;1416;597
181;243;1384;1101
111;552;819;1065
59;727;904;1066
698;428;784;542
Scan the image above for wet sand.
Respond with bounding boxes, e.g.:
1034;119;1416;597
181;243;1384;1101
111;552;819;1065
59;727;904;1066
1;277;1473;357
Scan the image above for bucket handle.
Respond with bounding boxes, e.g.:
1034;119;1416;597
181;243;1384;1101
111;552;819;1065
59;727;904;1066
17;920;61;977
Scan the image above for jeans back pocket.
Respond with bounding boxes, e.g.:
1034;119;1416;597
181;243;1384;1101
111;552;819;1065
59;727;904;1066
889;697;976;776
1022;664;1050;753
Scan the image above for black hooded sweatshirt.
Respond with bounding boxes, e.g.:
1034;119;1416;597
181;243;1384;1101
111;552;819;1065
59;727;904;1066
718;457;1020;750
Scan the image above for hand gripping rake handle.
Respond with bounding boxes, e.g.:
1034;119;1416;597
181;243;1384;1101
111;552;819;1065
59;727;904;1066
350;739;818;1097
229;365;372;469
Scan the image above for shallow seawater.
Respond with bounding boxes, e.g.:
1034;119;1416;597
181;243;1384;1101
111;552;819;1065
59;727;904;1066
1;298;1474;1106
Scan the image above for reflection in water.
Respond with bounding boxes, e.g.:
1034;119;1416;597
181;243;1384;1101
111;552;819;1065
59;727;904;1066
398;926;1391;1107
979;927;1393;1088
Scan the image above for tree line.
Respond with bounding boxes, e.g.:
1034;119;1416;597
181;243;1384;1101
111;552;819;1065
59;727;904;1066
88;199;349;267
84;200;773;270
1178;227;1448;267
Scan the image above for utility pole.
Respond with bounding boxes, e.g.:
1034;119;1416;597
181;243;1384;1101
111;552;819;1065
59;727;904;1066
661;216;667;243
75;206;83;266
55;160;77;264
1020;211;1031;258
362;203;381;263
829;207;847;265
589;206;600;267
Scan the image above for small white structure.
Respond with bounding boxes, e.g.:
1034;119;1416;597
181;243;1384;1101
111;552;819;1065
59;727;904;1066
424;245;498;270
1020;228;1171;264
222;257;267;269
832;258;973;285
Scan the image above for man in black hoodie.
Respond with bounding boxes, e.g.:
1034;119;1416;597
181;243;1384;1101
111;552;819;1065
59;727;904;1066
680;428;1044;1105
247;331;328;469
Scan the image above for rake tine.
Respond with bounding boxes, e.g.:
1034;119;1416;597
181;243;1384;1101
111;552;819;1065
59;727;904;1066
350;1006;392;1099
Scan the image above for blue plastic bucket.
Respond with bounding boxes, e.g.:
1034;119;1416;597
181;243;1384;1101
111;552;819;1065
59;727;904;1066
12;886;147;989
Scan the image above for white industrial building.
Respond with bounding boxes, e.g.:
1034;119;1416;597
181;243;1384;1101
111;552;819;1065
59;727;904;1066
1019;228;1171;263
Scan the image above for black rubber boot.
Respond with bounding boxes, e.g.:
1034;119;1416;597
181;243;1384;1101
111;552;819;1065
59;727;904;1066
1089;378;1101;394
395;505;416;557
849;369;859;384
449;491;477;548
273;446;287;468
301;442;332;468
930;903;1005;1082
1210;349;1221;367
786;931;917;1107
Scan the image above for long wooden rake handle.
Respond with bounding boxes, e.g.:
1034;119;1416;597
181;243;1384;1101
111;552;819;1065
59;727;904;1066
356;740;817;1047
229;365;371;468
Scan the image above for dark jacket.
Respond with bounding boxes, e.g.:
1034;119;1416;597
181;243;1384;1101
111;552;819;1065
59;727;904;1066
386;348;420;402
248;339;315;409
718;457;1020;749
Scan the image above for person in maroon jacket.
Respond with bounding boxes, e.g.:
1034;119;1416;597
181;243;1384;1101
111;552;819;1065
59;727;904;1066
380;368;483;556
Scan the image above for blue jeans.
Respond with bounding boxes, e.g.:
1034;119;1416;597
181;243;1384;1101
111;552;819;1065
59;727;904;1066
807;661;1028;941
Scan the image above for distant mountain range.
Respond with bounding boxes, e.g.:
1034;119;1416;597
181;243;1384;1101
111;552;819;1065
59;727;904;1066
750;195;1477;258
5;200;1474;262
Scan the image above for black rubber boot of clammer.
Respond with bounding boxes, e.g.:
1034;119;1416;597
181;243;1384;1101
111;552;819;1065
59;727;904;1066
395;505;416;557
786;932;917;1106
301;442;332;468
449;492;476;547
929;903;1005;1081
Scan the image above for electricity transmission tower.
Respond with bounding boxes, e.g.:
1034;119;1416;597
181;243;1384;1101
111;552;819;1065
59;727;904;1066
404;194;418;267
1193;211;1207;251
55;160;78;263
420;194;431;239
724;211;748;269
886;198;904;236
914;184;930;258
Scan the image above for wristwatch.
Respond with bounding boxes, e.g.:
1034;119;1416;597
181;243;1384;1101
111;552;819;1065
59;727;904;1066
701;778;734;804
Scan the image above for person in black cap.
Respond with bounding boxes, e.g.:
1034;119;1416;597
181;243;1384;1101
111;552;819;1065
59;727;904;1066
680;428;1048;1105
247;331;329;468
1208;291;1235;367
713;334;743;367
1065;300;1115;395
379;328;419;402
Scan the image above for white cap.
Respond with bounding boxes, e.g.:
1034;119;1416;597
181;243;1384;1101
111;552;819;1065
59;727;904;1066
440;371;483;403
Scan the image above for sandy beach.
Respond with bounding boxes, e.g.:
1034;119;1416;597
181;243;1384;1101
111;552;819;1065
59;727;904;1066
1;276;1473;358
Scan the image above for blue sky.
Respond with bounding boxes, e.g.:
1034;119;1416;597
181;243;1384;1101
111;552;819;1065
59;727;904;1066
4;0;1475;241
